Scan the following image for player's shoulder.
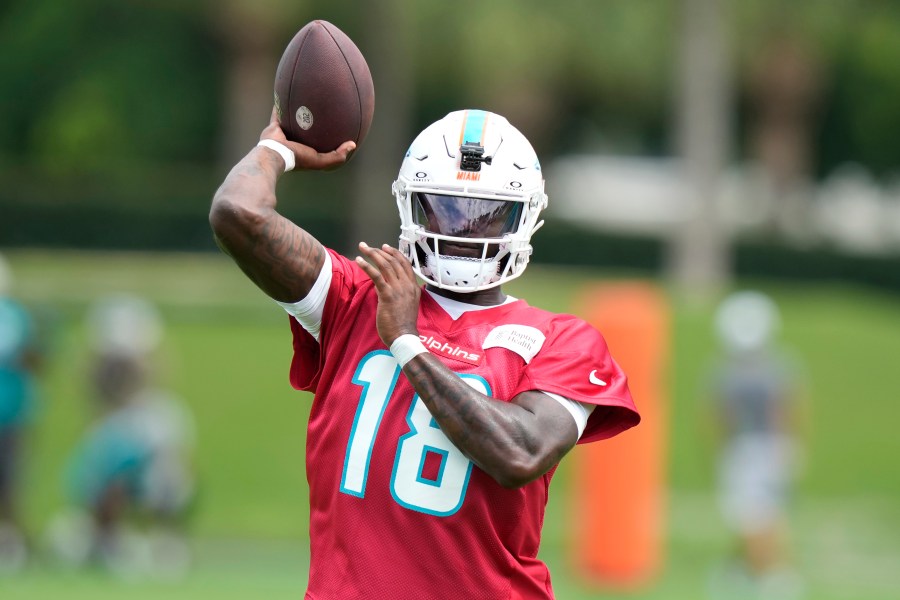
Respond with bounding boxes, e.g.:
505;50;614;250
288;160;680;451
494;301;610;359
326;248;377;294
507;300;601;338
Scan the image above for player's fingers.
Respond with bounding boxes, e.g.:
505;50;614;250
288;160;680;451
336;141;357;158
367;243;407;282
357;242;395;283
380;244;415;282
381;243;411;268
354;254;383;284
288;141;356;171
260;107;289;142
321;141;357;171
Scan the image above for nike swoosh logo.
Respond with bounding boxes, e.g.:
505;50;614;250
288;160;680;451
589;370;607;386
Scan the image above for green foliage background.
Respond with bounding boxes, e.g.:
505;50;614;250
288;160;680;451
4;1;900;214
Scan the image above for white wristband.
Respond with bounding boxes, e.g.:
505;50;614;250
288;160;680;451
257;139;295;172
390;334;428;368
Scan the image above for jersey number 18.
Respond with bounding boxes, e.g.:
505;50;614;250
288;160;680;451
339;351;486;516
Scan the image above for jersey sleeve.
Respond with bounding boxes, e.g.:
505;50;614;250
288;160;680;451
287;316;320;392
519;316;640;444
288;249;369;392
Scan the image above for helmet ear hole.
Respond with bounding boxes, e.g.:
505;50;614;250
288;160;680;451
399;240;413;260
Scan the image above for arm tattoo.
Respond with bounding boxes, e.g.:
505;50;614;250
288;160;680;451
211;148;325;302
251;217;323;292
402;354;575;486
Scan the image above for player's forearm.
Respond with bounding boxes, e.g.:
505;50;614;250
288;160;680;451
210;148;325;302
402;354;555;489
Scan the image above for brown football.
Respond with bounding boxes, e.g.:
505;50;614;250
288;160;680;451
273;20;375;152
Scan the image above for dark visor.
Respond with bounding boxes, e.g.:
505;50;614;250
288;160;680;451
413;192;522;238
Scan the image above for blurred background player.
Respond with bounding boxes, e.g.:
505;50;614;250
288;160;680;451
46;295;194;578
707;290;808;600
0;253;45;574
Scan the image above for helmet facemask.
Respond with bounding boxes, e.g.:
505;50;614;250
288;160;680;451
396;187;546;292
393;110;548;293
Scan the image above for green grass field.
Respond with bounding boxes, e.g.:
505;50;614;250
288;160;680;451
1;250;899;599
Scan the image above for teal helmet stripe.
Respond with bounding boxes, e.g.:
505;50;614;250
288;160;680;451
461;110;488;145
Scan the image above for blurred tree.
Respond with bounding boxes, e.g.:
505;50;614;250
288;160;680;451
413;0;674;157
0;0;223;173
4;0;900;261
746;32;823;196
669;0;733;298
208;0;306;168
347;0;414;251
743;25;824;243
820;5;900;177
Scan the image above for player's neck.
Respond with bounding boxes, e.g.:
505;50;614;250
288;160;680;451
425;284;506;307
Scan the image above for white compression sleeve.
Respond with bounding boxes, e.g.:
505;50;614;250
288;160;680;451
275;252;332;341
542;392;596;439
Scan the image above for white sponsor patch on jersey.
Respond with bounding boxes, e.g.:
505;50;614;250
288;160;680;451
482;324;546;364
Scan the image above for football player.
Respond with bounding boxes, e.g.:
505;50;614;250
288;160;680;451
0;254;43;573
48;296;194;577
210;108;640;599
707;291;807;599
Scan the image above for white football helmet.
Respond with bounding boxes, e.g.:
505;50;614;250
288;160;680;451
715;291;781;353
392;109;548;292
87;294;163;358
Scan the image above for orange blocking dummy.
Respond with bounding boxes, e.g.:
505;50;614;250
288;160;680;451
570;281;669;589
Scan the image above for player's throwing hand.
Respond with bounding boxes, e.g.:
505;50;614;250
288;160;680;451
259;107;356;172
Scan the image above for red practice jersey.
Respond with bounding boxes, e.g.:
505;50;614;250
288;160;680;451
288;250;639;600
